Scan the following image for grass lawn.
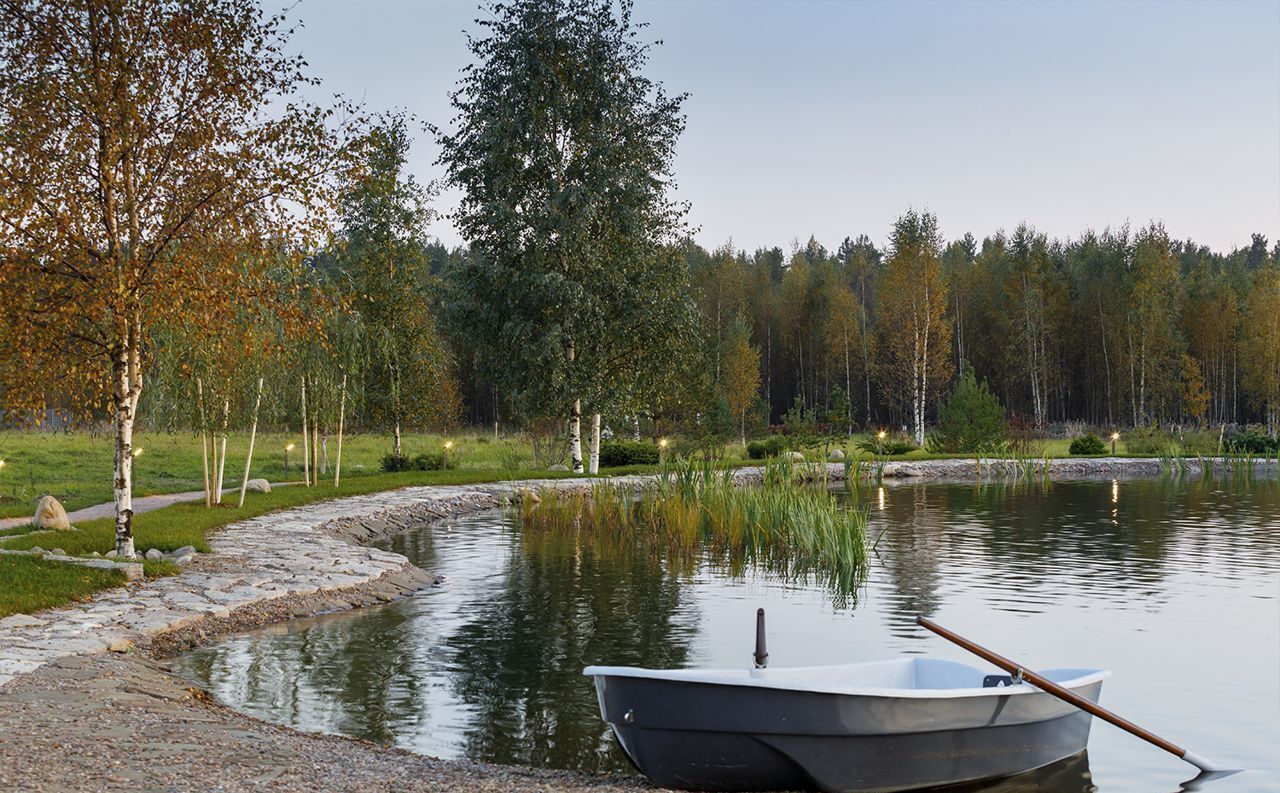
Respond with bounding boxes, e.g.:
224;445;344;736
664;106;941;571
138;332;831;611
0;554;128;618
0;465;657;618
0;429;547;519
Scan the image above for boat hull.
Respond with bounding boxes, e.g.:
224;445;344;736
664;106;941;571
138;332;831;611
592;673;1102;793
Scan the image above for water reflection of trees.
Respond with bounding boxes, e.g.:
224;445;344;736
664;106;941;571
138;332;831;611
447;523;694;771
864;477;1280;625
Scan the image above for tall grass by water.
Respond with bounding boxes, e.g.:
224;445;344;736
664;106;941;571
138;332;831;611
517;457;868;602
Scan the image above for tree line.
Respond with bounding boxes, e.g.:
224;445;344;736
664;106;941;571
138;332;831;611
1;0;1277;558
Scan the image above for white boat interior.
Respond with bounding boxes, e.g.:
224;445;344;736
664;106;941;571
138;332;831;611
584;658;1110;699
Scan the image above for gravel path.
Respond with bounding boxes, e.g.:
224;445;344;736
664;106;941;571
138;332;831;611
0;652;657;793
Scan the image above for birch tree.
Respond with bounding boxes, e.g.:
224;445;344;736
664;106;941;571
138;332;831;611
721;316;761;445
437;0;688;471
1241;262;1280;434
0;0;352;556
341;116;459;455
875;210;953;445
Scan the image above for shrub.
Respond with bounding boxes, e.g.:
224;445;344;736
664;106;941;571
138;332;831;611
597;440;660;467
380;453;413;473
929;367;1008;453
1123;425;1172;455
855;437;918;456
413;452;443;471
1069;434;1108;455
746;436;786;460
1225;430;1279;455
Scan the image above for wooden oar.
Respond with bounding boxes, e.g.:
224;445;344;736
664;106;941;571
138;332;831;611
916;616;1241;775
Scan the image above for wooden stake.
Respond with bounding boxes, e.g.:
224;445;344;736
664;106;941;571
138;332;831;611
215;396;229;504
197;378;211;508
312;419;320;482
301;378;311;487
334;374;347;488
237;377;264;508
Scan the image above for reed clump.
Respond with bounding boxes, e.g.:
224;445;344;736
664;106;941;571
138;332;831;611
517;457;868;599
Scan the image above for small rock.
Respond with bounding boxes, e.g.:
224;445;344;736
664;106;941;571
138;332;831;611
245;478;271;493
786;451;806;462
28;546;45;555
145;548;163;561
89;551;101;557
516;488;541;505
31;495;71;531
108;639;132;653
171;545;197;558
548;464;570;472
829;449;846;461
175;554;196;567
105;549;118;558
50;548;66;556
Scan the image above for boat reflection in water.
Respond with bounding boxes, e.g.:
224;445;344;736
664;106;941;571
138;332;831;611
952;750;1094;792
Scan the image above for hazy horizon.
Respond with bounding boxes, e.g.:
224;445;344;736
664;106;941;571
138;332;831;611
289;0;1280;254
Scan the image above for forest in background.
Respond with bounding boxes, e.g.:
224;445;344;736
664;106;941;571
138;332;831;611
434;222;1280;438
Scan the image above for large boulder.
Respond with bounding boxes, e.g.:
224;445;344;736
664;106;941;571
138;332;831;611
828;448;846;461
245;478;271;493
785;451;806;462
32;495;71;531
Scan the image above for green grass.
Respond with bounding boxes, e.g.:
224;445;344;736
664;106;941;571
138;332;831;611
0;554;127;618
0;429;558;519
0;467;603;556
0;466;651;617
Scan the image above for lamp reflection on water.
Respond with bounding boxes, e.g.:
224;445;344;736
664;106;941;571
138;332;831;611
878;486;886;511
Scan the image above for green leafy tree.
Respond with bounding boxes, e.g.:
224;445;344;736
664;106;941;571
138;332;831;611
930;366;1007;454
437;0;689;473
0;0;351;556
341;115;459;456
721;316;761;445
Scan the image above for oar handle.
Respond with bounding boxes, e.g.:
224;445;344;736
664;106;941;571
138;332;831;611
916;616;1234;773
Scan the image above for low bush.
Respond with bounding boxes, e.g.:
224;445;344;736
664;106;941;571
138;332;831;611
746;436;787;460
855;437;918;456
380;453;414;473
597;440;660;467
1069;433;1108;455
1123;425;1172;455
412;452;446;471
1225;430;1279;455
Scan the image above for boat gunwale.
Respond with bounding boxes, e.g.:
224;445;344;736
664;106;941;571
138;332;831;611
582;661;1111;700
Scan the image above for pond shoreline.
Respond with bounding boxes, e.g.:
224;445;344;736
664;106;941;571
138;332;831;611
0;457;1268;791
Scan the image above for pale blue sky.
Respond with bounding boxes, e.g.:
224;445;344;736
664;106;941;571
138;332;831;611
289;0;1280;253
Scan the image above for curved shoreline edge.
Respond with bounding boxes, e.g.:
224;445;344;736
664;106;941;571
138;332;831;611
3;455;1273;684
0;457;1273;791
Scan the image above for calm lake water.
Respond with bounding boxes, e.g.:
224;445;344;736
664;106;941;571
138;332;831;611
173;476;1280;792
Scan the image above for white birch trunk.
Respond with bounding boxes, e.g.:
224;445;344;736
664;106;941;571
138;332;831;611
570;399;584;473
334;375;347;487
567;340;583;473
301;379;311;487
237;377;264;508
393;420;402;459
112;349;137;559
215;397;229;504
589;413;601;474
